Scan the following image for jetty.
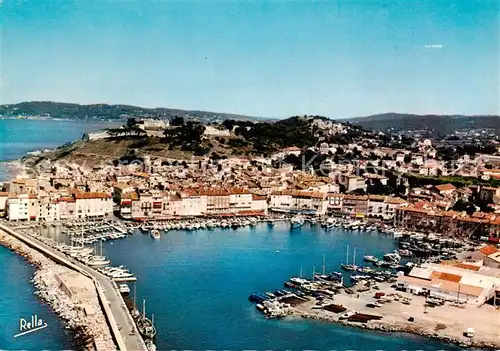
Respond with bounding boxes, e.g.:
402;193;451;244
0;223;147;351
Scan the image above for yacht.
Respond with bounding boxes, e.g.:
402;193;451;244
363;255;378;263
145;340;157;351
392;231;404;238
87;256;111;266
109;270;134;279
118;284;130;295
383;252;401;263
323;217;335;229
150;229;161;240
290;217;304;229
341;263;358;271
398;249;412;257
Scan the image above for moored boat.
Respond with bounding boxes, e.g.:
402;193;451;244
290;217;304;229
150;229;161;240
363;255;378;263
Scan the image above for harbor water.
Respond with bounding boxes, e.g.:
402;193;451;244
0;119;114;350
0;245;74;350
0;119;119;181
1;120;466;350
100;222;464;350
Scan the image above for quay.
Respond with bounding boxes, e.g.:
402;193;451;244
0;223;147;351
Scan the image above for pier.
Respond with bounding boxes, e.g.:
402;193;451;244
0;223;147;351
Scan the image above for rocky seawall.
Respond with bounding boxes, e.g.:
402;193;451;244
0;230;115;350
298;311;500;350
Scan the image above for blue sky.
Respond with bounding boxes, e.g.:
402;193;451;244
1;0;499;118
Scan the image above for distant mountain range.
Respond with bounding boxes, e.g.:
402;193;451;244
349;113;500;135
0;101;265;123
1;101;498;135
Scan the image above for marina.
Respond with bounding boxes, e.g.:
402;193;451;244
1;211;493;350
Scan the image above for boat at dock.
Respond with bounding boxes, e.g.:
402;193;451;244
383;252;401;263
290;217;304;229
145;339;157;351
118;283;130;295
322;217;335;229
136;300;157;340
341;245;358;271
363;255;378;263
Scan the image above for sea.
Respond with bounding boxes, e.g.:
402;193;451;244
0;119;467;350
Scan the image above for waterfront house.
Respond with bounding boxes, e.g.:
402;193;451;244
251;195;268;214
6;193;35;221
0;192;8;217
74;192;113;219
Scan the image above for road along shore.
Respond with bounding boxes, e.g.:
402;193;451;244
0;229;116;350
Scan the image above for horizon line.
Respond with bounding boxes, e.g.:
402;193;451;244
1;100;499;120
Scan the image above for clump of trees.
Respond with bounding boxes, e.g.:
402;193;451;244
221;117;318;153
106;118;146;138
162;118;208;155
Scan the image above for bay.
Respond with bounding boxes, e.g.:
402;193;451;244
0;118;112;350
0;119;119;181
0;246;74;350
0;119;466;350
101;222;464;351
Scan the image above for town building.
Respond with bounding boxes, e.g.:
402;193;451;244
396;262;500;306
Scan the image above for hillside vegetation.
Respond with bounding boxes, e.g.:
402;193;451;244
0;101;262;123
349;113;500;135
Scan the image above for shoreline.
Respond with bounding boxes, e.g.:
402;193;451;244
0;229;115;350
0;159;28;182
295;312;500;350
283;284;500;350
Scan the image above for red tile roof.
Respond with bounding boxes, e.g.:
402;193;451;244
75;192;112;199
435;184;456;192
479;245;499;256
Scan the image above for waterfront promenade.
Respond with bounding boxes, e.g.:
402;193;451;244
0;223;147;351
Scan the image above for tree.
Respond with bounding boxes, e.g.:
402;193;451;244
126;118;137;129
171;116;185;126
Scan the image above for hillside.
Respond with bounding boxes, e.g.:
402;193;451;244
0;101;265;123
348;113;500;135
23;115;363;167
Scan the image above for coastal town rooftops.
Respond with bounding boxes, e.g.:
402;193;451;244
479;245;499;256
252;194;267;201
434;183;457;192
271;190;324;199
430;271;462;283
441;261;482;272
397;275;484;297
74;192;112;199
408;267;433;280
384;197;407;205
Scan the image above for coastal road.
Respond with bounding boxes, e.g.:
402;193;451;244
0;225;147;351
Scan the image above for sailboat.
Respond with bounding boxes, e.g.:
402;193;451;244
87;240;110;266
136;299;157;340
341;245;358;271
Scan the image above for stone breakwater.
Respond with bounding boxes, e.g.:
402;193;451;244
0;231;115;351
298;311;500;350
